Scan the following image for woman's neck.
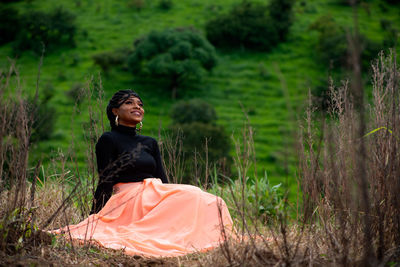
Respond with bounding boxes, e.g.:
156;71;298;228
114;124;137;135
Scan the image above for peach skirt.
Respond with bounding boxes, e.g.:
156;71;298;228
54;178;233;257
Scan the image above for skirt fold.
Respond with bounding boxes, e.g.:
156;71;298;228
54;178;233;257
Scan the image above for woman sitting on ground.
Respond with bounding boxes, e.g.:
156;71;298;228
54;89;233;257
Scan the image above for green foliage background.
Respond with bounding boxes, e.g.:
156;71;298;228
0;0;399;201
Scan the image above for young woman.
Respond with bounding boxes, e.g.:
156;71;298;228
55;89;233;257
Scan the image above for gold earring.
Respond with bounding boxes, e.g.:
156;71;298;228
115;115;119;126
138;121;143;132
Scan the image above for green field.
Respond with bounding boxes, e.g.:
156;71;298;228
1;0;399;197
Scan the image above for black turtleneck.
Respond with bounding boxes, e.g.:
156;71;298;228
90;125;168;214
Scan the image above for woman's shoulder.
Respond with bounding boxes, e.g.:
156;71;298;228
96;131;115;145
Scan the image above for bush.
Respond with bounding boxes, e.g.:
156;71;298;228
128;28;217;98
169;122;231;184
66;82;84;105
205;0;294;51
170;99;217;124
309;15;347;69
244;175;284;222
29;84;57;143
92;47;132;74
171;122;230;162
168;99;231;184
13;7;77;54
0;5;20;45
268;0;295;41
380;19;398;49
309;15;382;72
158;0;173;10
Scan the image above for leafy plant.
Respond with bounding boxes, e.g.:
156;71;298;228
246;174;284;222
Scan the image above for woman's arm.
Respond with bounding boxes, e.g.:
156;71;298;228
90;133;116;214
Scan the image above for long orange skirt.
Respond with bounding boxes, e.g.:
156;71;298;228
54;178;233;257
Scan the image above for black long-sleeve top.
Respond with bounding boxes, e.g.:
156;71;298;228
90;124;168;214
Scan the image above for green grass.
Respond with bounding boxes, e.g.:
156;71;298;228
1;0;399;202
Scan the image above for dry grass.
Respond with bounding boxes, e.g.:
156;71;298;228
297;50;400;265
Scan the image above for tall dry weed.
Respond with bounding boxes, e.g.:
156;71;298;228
298;50;400;265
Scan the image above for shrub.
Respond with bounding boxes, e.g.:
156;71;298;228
171;122;230;162
13;7;77;54
380;19;398;49
158;0;173;10
29;84;57;143
92;47;132;74
268;0;295;41
66;82;84;105
0;5;20;45
128;28;217;98
170;99;217;125
309;15;347;69
169;122;231;184
310;15;387;72
168;99;231;185
205;0;294;51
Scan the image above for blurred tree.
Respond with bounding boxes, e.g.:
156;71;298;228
0;5;20;45
205;0;294;51
13;7;77;54
169;100;231;185
128;28;217;98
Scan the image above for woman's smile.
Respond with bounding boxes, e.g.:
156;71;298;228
113;96;144;127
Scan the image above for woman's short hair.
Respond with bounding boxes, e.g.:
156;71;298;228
106;89;142;129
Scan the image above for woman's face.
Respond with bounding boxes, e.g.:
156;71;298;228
112;96;144;127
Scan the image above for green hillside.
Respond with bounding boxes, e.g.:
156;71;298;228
1;0;399;195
